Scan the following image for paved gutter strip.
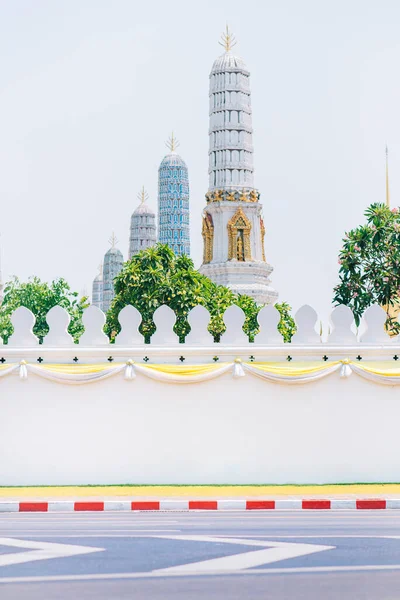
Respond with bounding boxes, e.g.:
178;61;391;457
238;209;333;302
0;498;398;513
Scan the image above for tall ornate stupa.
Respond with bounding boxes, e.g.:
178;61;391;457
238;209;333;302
102;233;124;313
158;133;190;256
91;263;103;310
199;27;278;304
129;187;157;259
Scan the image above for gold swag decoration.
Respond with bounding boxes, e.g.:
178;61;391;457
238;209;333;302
0;359;399;386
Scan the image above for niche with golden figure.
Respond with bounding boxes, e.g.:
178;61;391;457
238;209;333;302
202;212;214;264
227;207;252;261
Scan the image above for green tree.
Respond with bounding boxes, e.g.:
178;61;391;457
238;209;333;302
275;301;297;343
105;243;296;343
333;202;400;334
0;276;89;343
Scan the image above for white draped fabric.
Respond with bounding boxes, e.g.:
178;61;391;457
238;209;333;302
0;360;399;386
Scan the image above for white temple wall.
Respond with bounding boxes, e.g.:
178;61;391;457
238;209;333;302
1;303;399;485
1;369;400;486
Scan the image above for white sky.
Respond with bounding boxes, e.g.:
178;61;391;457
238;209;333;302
1;0;400;324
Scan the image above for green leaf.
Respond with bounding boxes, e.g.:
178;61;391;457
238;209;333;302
104;244;296;343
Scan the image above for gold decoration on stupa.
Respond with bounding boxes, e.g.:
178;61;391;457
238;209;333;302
250;190;258;202
239;189;249;202
137;186;149;204
227;207;252;261
108;232;119;248
166;132;180;153
202;212;214;264
260;217;266;262
219;24;237;53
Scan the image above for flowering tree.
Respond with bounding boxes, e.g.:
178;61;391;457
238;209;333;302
333;203;400;333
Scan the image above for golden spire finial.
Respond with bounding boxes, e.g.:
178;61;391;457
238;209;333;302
219;24;237;53
137;186;149;204
386;145;390;208
166;132;180;153
109;232;118;248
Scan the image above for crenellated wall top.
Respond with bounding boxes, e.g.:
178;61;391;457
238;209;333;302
0;303;399;360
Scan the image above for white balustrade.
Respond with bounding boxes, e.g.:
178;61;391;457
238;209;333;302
7;307;39;347
254;305;283;345
78;306;109;346
42;306;74;347
151;305;179;345
220;305;249;345
360;305;390;344
2;302;400;353
185;306;214;345
291;305;321;344
115;305;144;346
327;305;357;345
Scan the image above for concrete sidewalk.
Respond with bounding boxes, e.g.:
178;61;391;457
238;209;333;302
0;484;400;501
1;485;400;511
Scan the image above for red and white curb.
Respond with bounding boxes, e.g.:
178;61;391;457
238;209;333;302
0;499;399;512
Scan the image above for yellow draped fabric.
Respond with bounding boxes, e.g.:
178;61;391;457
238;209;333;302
246;361;341;376
1;360;400;385
143;363;227;376
243;361;342;385
354;362;400;376
134;362;232;383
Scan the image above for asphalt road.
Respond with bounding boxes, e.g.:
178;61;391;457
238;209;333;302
0;511;400;598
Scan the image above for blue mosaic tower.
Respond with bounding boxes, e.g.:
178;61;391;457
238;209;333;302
158;134;190;256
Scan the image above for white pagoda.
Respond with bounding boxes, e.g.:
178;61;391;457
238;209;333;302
129;187;156;259
91;263;103;310
199;27;278;304
102;234;124;313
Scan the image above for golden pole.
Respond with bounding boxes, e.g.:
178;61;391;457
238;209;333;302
386;145;390;208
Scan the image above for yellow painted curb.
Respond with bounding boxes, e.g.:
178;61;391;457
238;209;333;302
0;484;399;498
